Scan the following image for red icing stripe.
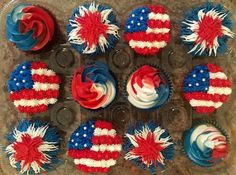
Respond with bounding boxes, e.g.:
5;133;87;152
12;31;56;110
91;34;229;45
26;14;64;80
183;92;228;103
95;121;113;130
32;74;61;84
147;20;171;29
207;63;223;73
124;32;170;42
10;89;59;100
31;62;47;69
91;135;122;145
18;104;48;114
148;5;166;14
68;150;120;160
195;106;216;114
134;47;160;55
209;79;232;87
76;164;109;173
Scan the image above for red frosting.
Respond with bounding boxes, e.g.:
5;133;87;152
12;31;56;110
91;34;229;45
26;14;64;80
130;65;161;93
71;67;107;109
20;5;55;51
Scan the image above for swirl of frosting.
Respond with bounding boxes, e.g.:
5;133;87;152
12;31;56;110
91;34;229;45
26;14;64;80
6;4;55;51
126;65;171;109
184;123;229;167
72;61;116;110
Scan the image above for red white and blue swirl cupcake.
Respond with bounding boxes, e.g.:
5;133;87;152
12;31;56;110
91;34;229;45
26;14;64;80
5;119;61;174
123;121;174;174
67;2;119;55
67;120;122;173
180;2;234;56
126;65;172;110
71;61;116;110
8;61;61;114
6;4;55;51
124;5;171;55
183;63;232;114
184;121;229;167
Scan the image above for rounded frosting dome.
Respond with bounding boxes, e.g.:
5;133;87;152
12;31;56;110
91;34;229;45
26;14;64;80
71;61;116;110
126;65;172;110
6;4;55;51
184;123;229;167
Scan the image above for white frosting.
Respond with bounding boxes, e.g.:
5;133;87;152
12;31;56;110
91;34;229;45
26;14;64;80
129;40;167;49
209;72;228;79
14;98;57;107
33;82;59;91
127;79;158;109
148;12;170;21
94;128;116;137
74;158;116;168
91;144;122;152
207;86;232;95
189;99;223;108
146;27;170;34
31;68;56;76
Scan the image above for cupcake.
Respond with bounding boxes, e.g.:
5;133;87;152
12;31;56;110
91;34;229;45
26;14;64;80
67;120;122;173
126;65;172;110
5;119;61;174
180;2;234;56
183;63;232;114
124;5;171;55
6;4;55;51
71;61;116;110
184;121;229;167
123;121;174;174
8;61;61;114
67;2;119;55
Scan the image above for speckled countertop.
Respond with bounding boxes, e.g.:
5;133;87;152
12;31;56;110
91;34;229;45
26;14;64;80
0;0;236;175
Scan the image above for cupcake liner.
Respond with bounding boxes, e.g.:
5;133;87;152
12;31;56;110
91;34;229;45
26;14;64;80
123;63;173;111
70;61;118;113
182;119;230;167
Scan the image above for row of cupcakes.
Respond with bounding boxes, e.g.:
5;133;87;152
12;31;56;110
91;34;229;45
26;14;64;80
5;118;229;174
6;2;234;56
8;61;232;114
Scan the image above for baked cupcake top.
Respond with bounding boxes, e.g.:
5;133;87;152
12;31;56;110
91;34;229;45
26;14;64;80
67;120;122;173
123;121;174;174
180;2;234;56
126;65;172;110
8;61;61;114
5;120;60;174
124;5;171;55
67;2;119;55
71;61;116;110
6;4;55;51
184;122;229;167
183;63;232;114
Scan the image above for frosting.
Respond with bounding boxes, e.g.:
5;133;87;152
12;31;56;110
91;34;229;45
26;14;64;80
126;65;171;109
5;120;60;174
8;61;61;114
67;120;122;173
6;4;55;51
183;63;232;114
180;2;234;56
123;122;174;174
184;123;229;167
124;5;171;55
72;61;116;110
67;2;119;55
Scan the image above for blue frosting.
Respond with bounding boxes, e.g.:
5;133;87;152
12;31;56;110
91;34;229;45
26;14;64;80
8;61;33;92
67;3;119;56
184;124;226;167
6;120;61;174
123;122;174;174
180;2;234;56
183;65;210;93
82;61;116;86
6;4;39;51
68;120;95;150
124;6;150;33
